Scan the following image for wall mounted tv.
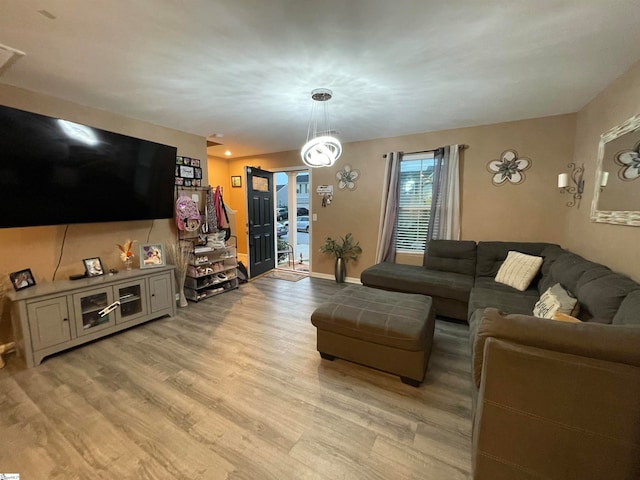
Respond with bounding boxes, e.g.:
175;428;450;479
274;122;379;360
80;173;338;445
0;104;178;228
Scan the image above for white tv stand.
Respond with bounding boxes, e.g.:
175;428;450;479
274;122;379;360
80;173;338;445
7;266;176;368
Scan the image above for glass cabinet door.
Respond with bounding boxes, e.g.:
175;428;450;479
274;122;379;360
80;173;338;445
73;287;115;336
115;280;148;323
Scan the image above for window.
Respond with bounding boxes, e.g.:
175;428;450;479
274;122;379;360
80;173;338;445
395;152;436;252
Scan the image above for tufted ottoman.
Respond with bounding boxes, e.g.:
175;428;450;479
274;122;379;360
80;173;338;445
311;285;435;386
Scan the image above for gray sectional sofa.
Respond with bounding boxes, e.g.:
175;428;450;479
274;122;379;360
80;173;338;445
360;240;640;480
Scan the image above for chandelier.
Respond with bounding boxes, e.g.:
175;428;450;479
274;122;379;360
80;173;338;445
301;88;342;168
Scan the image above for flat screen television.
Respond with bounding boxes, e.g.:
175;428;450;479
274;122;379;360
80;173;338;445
0;104;178;228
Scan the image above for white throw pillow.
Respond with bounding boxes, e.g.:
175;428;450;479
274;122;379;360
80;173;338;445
533;283;580;319
495;251;543;291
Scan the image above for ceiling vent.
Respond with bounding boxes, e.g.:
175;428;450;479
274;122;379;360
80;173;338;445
0;43;25;77
206;133;224;148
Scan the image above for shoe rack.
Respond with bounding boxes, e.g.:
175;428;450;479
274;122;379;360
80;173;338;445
176;186;239;302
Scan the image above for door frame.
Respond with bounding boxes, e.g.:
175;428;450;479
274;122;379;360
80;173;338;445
270;167;312;272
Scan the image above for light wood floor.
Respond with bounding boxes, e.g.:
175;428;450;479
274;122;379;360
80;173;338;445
0;276;472;479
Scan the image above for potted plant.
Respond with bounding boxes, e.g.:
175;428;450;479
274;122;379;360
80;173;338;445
320;233;362;283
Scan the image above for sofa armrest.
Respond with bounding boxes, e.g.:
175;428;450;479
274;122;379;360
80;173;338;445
473;308;640;388
473;337;640;479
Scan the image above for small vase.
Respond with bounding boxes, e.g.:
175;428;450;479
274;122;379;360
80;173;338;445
335;257;346;283
124;258;133;271
178;290;188;307
177;277;188;307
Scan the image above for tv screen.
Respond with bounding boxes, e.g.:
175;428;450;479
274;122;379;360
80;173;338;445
0;104;178;228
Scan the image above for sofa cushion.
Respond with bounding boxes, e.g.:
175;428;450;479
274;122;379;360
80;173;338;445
473;276;539;296
538;245;569;293
547;252;609;297
361;262;473;302
575;272;639;323
533;283;579;319
476;241;556;278
469;287;539;319
423;239;477;276
495;251;543;291
612;290;640;325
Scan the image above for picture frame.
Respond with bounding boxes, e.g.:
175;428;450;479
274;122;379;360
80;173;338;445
180;165;195;179
83;257;105;277
231;175;242;188
140;243;165;268
9;268;36;291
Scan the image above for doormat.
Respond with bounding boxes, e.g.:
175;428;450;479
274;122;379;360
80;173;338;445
266;270;308;282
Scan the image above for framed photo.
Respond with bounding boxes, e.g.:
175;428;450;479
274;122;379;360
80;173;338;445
83;257;105;277
183;157;192;166
175;177;184;186
9;268;36;291
140;243;165;269
231;175;242;188
194;167;202;179
176;156;184;165
180;165;195;179
191;158;200;167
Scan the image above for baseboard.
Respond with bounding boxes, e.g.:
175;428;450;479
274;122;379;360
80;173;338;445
309;272;360;284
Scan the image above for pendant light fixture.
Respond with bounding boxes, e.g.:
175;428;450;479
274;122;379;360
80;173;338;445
301;88;342;168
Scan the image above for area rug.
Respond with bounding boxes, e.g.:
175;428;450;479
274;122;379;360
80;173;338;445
267;270;308;282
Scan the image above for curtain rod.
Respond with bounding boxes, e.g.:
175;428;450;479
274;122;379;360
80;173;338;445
382;144;468;158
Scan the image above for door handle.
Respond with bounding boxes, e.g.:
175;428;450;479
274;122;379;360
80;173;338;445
98;301;121;318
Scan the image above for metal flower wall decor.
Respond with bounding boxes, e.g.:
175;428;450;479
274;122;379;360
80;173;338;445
336;164;360;190
487;149;531;186
614;141;640;181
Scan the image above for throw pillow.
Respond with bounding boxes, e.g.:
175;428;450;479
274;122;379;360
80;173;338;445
551;312;582;323
495;251;543;291
533;283;580;319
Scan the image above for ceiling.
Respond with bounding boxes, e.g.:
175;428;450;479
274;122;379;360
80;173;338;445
2;1;640;159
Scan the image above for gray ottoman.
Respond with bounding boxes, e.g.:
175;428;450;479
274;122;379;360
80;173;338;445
311;284;435;386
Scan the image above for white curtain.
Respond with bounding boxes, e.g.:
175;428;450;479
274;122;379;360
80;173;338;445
375;152;402;263
427;145;460;244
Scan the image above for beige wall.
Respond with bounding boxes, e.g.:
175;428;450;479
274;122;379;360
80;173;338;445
0;84;206;342
227;114;576;279
563;60;640;281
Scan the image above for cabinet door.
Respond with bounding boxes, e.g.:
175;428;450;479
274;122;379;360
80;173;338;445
114;279;148;324
26;297;71;350
72;287;116;337
149;273;172;314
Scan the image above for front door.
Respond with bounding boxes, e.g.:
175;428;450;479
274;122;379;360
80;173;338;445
246;166;275;278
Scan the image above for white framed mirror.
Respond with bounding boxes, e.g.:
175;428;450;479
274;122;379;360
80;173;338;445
591;113;640;226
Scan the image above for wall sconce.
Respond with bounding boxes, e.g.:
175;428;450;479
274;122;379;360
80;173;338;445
558;162;585;208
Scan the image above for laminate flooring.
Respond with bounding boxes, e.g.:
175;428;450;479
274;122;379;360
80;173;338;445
0;276;472;479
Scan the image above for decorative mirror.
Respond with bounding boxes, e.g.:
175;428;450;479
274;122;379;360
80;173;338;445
591;113;640;226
